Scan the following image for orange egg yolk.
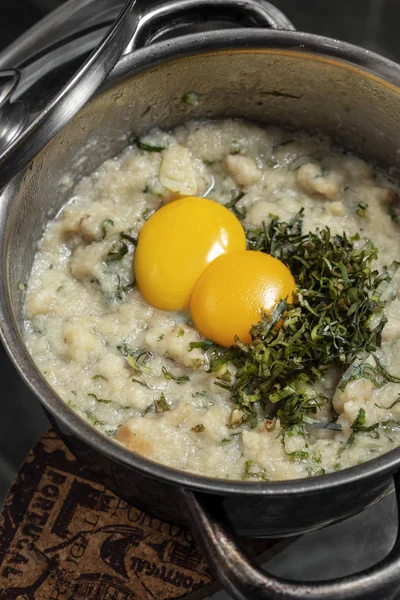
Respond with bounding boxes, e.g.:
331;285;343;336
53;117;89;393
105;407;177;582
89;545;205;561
190;250;296;348
134;196;246;311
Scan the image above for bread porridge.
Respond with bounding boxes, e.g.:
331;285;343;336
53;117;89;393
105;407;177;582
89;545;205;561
23;118;400;481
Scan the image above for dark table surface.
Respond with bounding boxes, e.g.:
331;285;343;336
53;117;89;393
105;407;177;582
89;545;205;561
1;0;400;594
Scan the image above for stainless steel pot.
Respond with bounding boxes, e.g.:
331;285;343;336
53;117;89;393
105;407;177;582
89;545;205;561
2;1;400;598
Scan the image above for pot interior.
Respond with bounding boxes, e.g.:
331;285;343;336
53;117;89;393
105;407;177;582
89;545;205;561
3;39;400;406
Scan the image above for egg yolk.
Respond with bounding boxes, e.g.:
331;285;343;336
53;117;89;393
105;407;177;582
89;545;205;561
190;250;296;347
134;197;246;311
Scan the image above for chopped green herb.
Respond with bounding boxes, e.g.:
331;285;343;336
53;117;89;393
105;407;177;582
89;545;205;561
156;393;170;413
105;240;128;263
356;202;368;217
225;191;246;219
105;428;117;437
142;208;154;221
375;396;400;410
182;92;200;106
131;378;150;388
286;450;309;460
177;329;185;337
189;339;215;352
191;424;205;433
157;334;164;342
206;210;400;429
48;263;53;270
192;391;207;398
127;353;153;376
88;393;112;404
137;140;166;152
242;460;269;481
84;411;104;427
102;218;114;239
92;374;108;381
230;140;242;155
145;393;170;414
120;232;138;246
57;286;63;293
162;366;190;384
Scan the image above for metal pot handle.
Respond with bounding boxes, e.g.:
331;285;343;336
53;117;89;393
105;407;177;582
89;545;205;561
0;0;137;191
128;0;295;50
181;472;400;600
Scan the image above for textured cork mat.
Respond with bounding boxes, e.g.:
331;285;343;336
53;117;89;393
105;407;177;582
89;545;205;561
0;428;293;599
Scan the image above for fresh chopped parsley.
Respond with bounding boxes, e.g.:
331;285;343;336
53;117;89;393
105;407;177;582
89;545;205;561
137;140;166;152
127;353;152;376
120;231;138;246
105;240;128;263
225;191;246;219
162;366;190;384
208;210;400;430
191;424;205;433
155;393;170;413
177;329;185;337
88;393;112;404
102;218;114;239
356;202;368;217
145;393;170;414
242;460;269;481
182;92;200;106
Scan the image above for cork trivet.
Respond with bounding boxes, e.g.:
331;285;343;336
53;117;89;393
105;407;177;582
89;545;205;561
0;428;294;599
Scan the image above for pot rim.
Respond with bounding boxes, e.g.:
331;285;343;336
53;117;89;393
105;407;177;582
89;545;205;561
2;26;400;497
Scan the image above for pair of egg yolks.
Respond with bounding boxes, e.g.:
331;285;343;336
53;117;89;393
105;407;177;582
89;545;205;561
134;196;296;347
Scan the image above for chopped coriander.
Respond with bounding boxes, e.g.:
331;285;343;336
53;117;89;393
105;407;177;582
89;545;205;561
105;428;117;437
225;191;246;219
101;218;114;239
182;92;200;106
127;353;152;376
207;210;400;429
142;207;153;221
105;240;128;263
131;378;150;388
84;411;104;427
191;424;205;433
155;393;170;413
137;140;166;152
162;366;190;384
243;460;269;481
177;329;185;337
145;393;170;414
356;202;368;217
157;334;164;342
189;339;215;351
375;396;400;410
92;374;108;381
120;231;138;246
88;393;112;404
